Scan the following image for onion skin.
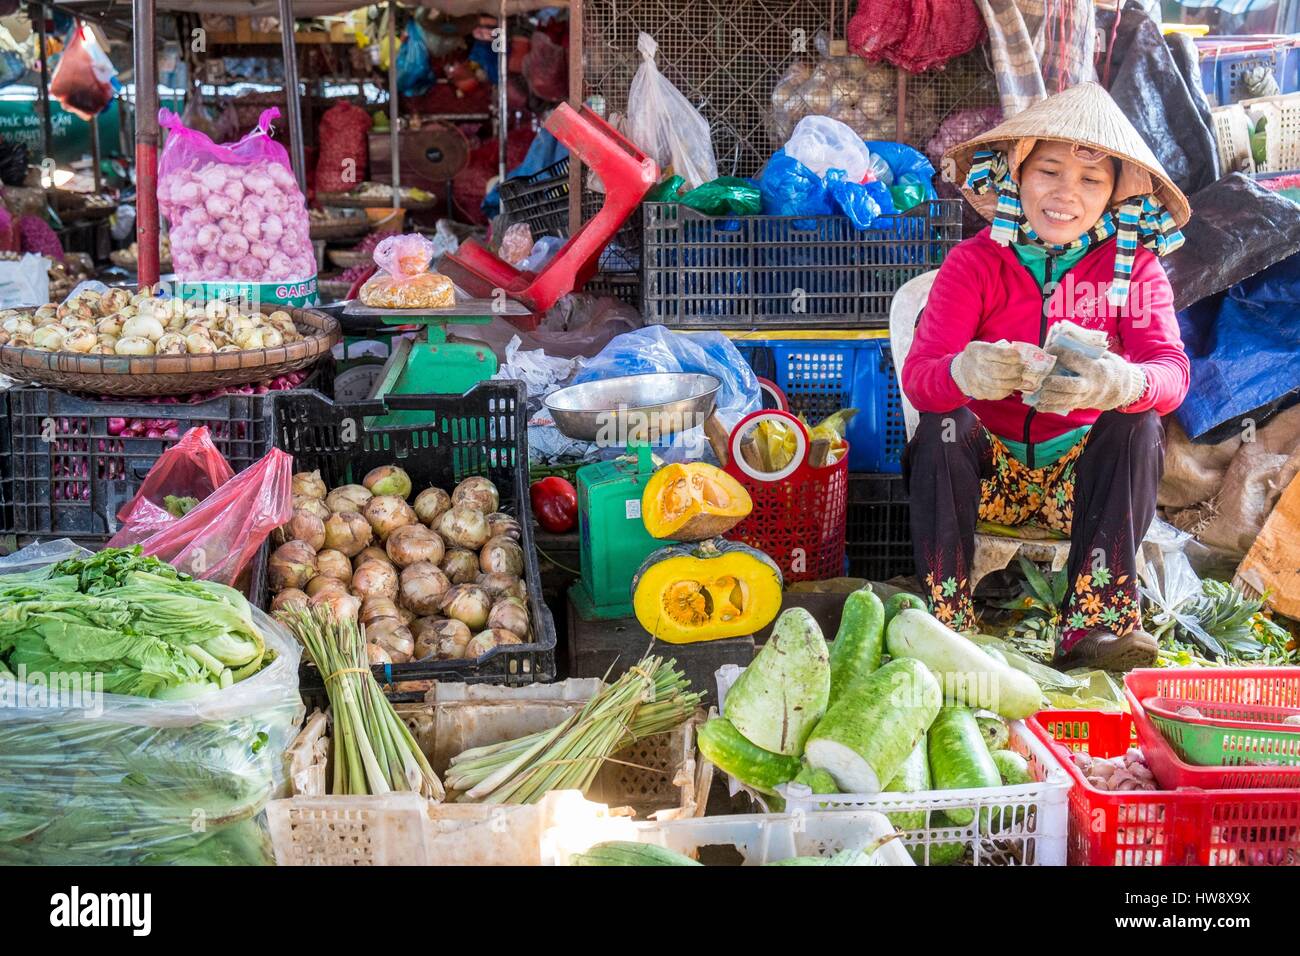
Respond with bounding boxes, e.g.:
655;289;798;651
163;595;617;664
488;597;530;638
270;588;310;612
485;512;522;541
399;561;451;615
440;548;480;584
310;589;361;621
367;643;393;666
294;497;332;522
360;596;402;627
314;548;354;585
363;465;412;499
464;628;523;659
354;545;392;570
477;572;527;602
292;470;328;500
386;523;446;568
414;617;474;660
439;584;491;631
453;476;500;514
269;541;317;591
305;575;348;599
414;487;453;526
364;494;418;541
273;509;326;551
325;484;372;514
323;512;373;557
479;535;525;576
367;618;415;663
352;560;399;602
437;504;491;550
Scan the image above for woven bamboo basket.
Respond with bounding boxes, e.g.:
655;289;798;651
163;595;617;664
327;248;372;270
0;305;341;396
108;250;174;272
309;218;371;241
318;191;441;212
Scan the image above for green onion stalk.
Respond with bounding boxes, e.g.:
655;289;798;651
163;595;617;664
277;605;443;799
444;656;701;804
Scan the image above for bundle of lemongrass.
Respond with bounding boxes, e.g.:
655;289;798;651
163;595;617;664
278;604;444;800
445;656;700;804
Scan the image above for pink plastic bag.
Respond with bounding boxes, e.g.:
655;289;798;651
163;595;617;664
114;426;235;531
157;106;315;283
358;233;455;309
49;25;116;120
109;437;294;588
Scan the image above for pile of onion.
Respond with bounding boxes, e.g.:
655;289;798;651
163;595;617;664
267;467;531;666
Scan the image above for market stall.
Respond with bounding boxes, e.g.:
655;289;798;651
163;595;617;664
1;0;1300;877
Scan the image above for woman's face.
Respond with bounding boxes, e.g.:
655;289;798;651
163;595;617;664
1017;141;1117;245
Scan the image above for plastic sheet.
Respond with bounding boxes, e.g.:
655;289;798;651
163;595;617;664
1095;7;1217;197
627;33;718;191
108;444;293;587
0;543;303;865
1163;173;1300;313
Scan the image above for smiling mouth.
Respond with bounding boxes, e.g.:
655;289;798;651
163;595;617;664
1042;209;1078;224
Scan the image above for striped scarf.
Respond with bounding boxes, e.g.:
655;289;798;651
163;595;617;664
965;148;1185;308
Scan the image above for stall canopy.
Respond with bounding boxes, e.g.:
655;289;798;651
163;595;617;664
60;0;560;17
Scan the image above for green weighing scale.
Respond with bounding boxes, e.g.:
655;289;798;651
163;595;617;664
544;373;723;620
342;293;535;426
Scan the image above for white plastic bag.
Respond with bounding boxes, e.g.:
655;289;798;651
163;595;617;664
783;115;872;183
627;33;717;190
0;254;49;308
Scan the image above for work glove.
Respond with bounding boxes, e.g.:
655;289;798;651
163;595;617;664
1031;348;1146;415
949;340;1026;402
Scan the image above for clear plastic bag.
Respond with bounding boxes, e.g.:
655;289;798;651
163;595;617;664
157;106;314;283
783;115;871;183
108;443;293;588
0;541;303;865
359;233;455;309
627;33;718;191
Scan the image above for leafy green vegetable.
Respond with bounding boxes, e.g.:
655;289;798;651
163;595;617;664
164;495;200;517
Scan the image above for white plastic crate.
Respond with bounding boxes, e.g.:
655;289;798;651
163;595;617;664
545;810;915;866
714;665;1072;866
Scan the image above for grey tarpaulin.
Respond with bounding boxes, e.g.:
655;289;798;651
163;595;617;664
1096;4;1219;197
109;0;561;15
1162;173;1300;312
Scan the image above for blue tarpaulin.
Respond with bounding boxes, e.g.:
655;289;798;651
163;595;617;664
1176;250;1300;442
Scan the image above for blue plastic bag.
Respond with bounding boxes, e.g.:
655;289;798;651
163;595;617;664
397;21;434;97
759;152;833;226
574;327;761;460
826;170;898;230
865;141;937;208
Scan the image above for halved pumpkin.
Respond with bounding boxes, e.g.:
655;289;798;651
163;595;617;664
631;538;782;644
641;462;753;542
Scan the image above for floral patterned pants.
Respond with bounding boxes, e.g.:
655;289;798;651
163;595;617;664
903;407;1165;650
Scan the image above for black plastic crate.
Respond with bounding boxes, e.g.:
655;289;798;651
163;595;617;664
499;157;572;238
5;360;334;538
268;384;557;689
642;200;963;329
845;473;913;582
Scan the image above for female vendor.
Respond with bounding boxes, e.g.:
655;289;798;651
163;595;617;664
901;83;1191;671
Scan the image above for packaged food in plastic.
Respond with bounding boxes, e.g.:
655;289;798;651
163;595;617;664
0;540;303;865
157;107;315;283
499;221;534;265
358;233;456;309
48;24;117;120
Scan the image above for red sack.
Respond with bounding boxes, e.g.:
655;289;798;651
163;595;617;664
109;431;293;588
49;25;116;120
114;426;234;528
315;101;372;194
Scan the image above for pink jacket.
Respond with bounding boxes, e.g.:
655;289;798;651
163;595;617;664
901;228;1190;446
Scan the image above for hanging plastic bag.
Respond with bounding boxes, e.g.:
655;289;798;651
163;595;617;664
783;115;872;183
759;152;834;224
627;33;717;191
157;106;314;283
108;445;293;588
397;20;434;97
49;23;117;120
112;426;235;531
358;233;455;309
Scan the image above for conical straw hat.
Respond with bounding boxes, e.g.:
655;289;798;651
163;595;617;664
944;82;1191;227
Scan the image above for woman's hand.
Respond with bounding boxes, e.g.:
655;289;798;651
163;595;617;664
1033;349;1147;415
950;340;1026;401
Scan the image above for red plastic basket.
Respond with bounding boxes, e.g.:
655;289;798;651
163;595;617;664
1124;668;1300;790
1029;710;1300;866
722;410;848;583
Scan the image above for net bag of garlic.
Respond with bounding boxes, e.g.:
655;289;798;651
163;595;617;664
157;107;315;284
359;233;455;309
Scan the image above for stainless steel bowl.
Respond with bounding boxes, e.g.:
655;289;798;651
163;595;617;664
544;372;720;442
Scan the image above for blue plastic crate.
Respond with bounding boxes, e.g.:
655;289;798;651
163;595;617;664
1198;37;1300;106
734;336;906;473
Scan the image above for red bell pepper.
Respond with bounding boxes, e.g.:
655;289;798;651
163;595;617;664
530;476;578;534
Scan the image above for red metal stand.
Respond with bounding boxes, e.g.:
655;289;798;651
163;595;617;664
440;104;657;325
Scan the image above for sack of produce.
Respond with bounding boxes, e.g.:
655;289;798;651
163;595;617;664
157;106;315;283
0;544;303;865
358;233;455;309
315;100;372;195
